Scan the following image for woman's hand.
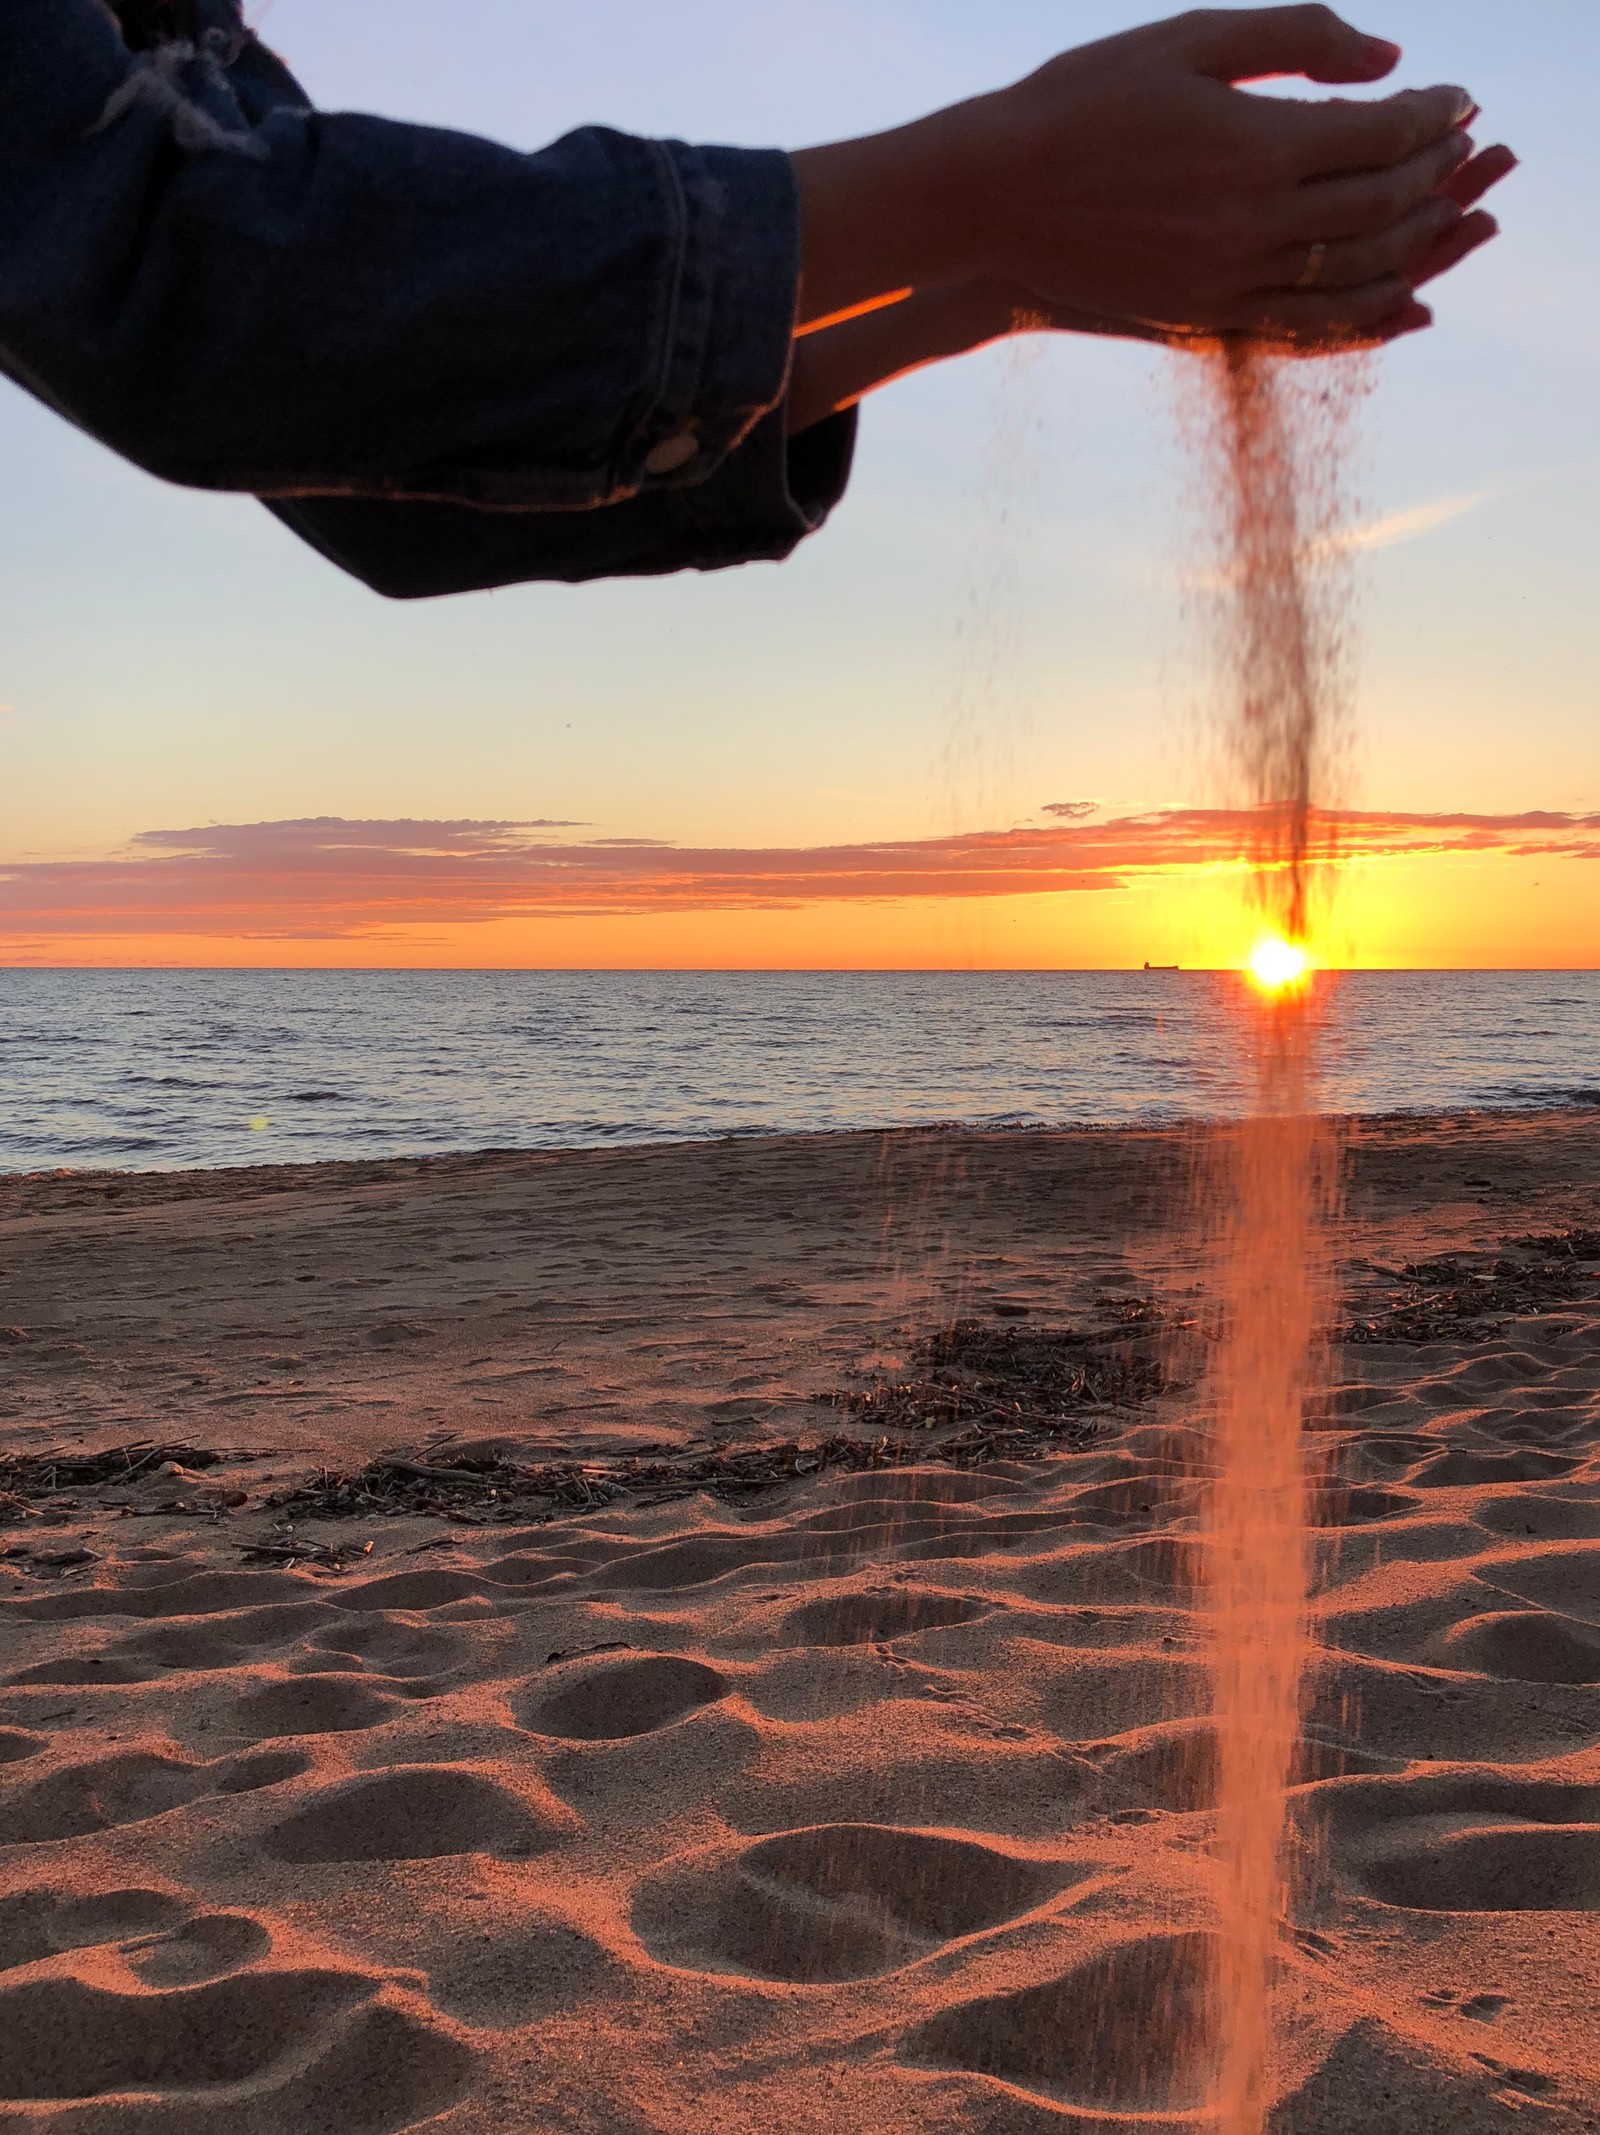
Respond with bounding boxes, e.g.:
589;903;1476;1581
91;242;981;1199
792;5;1510;353
787;125;1516;434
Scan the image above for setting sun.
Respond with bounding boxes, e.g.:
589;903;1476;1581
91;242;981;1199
1247;935;1312;992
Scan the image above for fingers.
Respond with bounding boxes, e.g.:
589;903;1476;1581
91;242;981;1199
1262;192;1463;290
1220;272;1420;343
1249;298;1433;355
1282;81;1475;179
1178;4;1402;86
1440;142;1518;211
1283;126;1474;241
1407;207;1498;290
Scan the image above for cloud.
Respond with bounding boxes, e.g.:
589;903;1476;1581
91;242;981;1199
1182;487;1494;590
1041;801;1100;820
3;806;1598;948
1322;488;1494;557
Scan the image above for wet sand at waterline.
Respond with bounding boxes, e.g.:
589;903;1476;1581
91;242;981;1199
2;1113;1599;2132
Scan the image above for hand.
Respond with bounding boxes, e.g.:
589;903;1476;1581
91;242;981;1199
792;6;1510;351
786;130;1513;433
1004;135;1517;353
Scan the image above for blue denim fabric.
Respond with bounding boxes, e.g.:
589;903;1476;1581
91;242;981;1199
0;0;854;593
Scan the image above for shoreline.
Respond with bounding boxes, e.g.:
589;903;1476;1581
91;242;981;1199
4;1109;1600;1470
6;1093;1600;1197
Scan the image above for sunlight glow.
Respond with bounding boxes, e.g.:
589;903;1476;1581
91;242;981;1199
1246;936;1312;992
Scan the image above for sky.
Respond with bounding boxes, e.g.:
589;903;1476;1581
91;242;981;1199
0;0;1595;969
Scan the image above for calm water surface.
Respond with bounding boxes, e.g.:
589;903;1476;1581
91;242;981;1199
1;969;1595;1173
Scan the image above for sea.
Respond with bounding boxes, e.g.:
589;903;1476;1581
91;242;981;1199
1;968;1596;1175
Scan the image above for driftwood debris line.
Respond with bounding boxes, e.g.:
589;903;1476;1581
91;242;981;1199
262;1316;1162;1524
1345;1227;1600;1346
1;1319;1159;1539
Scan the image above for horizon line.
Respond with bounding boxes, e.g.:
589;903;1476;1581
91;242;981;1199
3;964;1598;978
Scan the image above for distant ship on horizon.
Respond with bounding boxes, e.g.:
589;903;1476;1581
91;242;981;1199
1143;961;1180;972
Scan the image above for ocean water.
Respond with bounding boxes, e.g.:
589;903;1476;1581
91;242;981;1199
0;968;1596;1175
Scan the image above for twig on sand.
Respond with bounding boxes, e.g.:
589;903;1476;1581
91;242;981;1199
235;1533;374;1572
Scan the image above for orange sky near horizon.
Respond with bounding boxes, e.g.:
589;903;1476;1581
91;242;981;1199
1;0;1594;991
2;814;1594;971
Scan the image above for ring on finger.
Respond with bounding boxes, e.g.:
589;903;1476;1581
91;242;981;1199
1295;241;1329;291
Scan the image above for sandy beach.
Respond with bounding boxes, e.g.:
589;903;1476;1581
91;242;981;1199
2;1110;1599;2131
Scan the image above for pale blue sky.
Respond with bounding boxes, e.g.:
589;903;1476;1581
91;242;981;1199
0;0;1594;872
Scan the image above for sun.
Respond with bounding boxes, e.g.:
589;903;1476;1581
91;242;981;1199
1246;935;1312;992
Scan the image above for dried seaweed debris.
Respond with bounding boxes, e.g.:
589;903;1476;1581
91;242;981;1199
1346;1227;1600;1346
263;1320;1155;1526
825;1317;1163;1436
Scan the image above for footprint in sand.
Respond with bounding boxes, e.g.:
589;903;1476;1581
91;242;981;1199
0;1968;471;2132
0;1886;186;1972
780;1587;993;1647
902;1929;1213;2112
1411;1447;1582;1488
1363;1823;1600;1912
634;1823;1063;1983
1473;1495;1600;1543
1280;2017;1556;2128
1;1746;310;1846
5;1752;223;1846
7;1652;158;1687
1436;1608;1600;1685
2;1887;271;1989
322;1568;490;1612
16;1567;316;1623
1476;1543;1600;1623
124;1600;340;1672
1331;1771;1600;1912
0;1730;43;1765
517;1654;727;1741
216;1748;314;1794
128;1912;274;1987
1312;1485;1419;1525
425;1914;621;2028
299;1617;469;1679
231;1672;405;1738
263;1765;569;1864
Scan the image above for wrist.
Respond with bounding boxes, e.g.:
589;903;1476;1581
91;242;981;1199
789;97;995;326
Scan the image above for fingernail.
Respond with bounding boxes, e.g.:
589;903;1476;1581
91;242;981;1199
1443;132;1475;170
1457;100;1482;128
1361;34;1402;65
1448;88;1476;125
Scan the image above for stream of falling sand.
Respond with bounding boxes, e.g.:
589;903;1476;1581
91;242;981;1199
1192;341;1361;2135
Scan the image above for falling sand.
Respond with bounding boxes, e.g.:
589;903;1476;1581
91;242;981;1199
1191;341;1361;2134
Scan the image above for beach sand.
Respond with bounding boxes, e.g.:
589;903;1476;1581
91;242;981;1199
2;1110;1599;2131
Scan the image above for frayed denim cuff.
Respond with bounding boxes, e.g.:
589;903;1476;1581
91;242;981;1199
616;140;804;499
264;405;858;598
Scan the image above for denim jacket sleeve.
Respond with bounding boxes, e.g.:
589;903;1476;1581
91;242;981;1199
0;0;854;584
264;405;857;596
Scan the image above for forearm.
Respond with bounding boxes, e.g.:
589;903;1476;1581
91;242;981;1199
787;283;1020;434
789;110;991;328
785;276;1199;436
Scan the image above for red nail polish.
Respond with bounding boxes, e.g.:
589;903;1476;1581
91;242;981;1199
1361;35;1402;64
